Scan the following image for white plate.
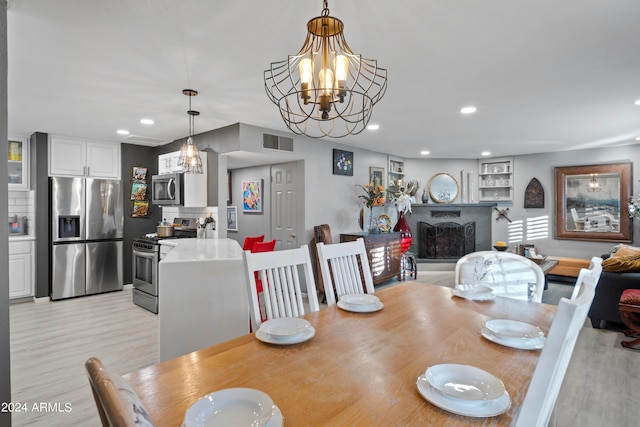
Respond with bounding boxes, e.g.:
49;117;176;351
481;327;545;350
337;300;384;313
255;326;315;345
455;284;493;294
259;317;312;338
183;388;275;427
417;375;511;417
339;293;380;306
484;319;544;340
451;289;495;301
424;364;505;401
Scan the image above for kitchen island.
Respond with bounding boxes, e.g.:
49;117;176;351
158;238;249;361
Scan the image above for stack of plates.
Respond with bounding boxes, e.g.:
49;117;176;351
255;317;315;345
182;388;283;427
337;293;384;313
416;364;511;417
451;284;495;301
481;319;545;350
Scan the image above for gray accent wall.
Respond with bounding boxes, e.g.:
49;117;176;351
1;5;11;424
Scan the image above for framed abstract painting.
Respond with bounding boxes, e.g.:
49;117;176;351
242;179;263;213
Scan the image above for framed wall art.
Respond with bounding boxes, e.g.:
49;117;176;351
242;179;263;213
227;206;238;231
333;149;353;176
369;166;384;188
555;162;632;242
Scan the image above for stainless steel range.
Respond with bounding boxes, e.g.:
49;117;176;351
132;218;198;313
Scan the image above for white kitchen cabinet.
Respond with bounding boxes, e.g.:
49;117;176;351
158;151;185;175
49;137;121;179
8;136;29;190
9;240;34;299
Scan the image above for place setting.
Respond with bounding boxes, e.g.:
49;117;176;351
416;363;511;417
182;387;283;427
451;284;496;302
337;293;384;313
254;317;316;345
480;318;546;350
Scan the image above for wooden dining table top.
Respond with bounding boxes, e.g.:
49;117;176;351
124;281;557;426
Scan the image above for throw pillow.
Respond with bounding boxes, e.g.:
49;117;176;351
611;244;640;258
602;253;640;272
620;289;640;306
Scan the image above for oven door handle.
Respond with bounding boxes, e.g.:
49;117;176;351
167;178;175;200
133;250;157;260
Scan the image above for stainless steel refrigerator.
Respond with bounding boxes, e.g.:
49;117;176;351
50;177;124;300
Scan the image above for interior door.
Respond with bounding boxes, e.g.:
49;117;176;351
271;162;302;250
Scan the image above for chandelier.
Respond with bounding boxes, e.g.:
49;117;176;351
177;89;203;174
586;173;601;192
264;0;387;138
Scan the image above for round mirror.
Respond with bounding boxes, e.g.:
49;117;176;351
428;173;459;204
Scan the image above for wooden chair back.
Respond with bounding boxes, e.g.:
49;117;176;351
243;245;320;329
316;238;375;306
513;278;597;426
570;257;602;300
455;251;545;302
85;357;154;427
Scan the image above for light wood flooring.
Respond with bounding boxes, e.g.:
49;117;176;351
9;274;640;426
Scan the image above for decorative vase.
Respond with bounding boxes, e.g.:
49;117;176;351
367;207;378;234
393;211;412;253
421;189;429;204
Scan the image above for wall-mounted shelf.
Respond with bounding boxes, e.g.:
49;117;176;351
478;157;513;202
388;159;404;191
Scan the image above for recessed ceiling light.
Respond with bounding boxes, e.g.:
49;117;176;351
420;150;430;155
140;118;154;125
460;106;477;115
481;151;491;156
634;99;640;106
367;124;380;130
636;137;640;141
117;129;130;135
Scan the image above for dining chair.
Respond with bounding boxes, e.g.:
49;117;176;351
242;234;265;251
455;251;545;302
85;357;154;427
316;238;375;306
570;256;603;300
512;277;597;427
243;244;320;329
251;239;277;323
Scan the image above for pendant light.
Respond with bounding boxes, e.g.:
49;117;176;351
177;89;203;174
264;0;387;138
586;173;601;192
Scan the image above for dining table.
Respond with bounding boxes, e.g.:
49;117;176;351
124;281;557;426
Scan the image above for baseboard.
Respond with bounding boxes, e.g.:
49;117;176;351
416;263;456;272
33;295;51;304
123;284;133;290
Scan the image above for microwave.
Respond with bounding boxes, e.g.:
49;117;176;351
151;173;184;206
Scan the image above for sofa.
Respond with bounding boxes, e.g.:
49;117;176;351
588;247;640;329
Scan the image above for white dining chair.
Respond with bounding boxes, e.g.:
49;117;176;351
455;251;546;302
570;256;602;300
316;238;375;306
512;277;597;427
243;244;320;330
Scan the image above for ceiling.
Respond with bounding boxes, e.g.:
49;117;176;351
7;0;640;160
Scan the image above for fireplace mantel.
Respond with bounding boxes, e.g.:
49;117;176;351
405;203;497;262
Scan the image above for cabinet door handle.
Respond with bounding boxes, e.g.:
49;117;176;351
290;233;296;238
87;166;90;176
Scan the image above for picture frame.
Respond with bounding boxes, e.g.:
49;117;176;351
227;206;238;231
369;166;385;188
333;149;353;176
555;162;632;242
227;170;232;205
242;179;263;213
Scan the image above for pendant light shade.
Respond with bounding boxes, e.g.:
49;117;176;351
178;89;203;174
264;0;387;138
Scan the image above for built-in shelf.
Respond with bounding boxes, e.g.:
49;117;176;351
478;157;513;202
388;159;405;191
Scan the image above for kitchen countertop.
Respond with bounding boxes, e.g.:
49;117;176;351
159;238;243;262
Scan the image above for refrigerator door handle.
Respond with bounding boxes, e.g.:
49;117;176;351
167;178;175;200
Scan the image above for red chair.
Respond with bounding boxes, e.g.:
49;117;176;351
243;235;264;251
252;240;277;323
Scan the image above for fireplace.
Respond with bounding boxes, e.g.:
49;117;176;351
418;221;476;259
403;203;495;261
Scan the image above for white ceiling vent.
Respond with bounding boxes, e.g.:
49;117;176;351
262;133;293;152
125;135;169;146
